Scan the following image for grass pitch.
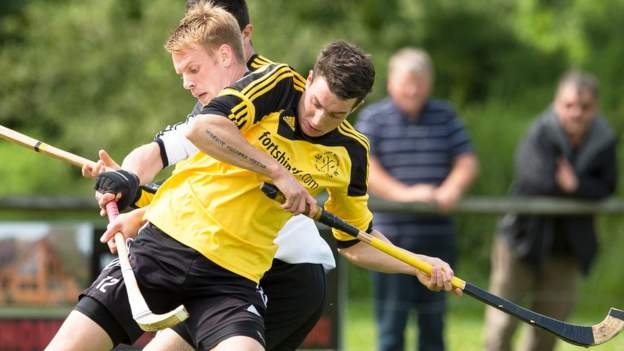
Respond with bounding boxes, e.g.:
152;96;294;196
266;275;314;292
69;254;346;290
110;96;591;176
345;298;624;351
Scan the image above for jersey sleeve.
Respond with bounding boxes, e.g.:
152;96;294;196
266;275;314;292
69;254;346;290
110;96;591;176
354;106;381;158
325;187;373;243
324;139;373;243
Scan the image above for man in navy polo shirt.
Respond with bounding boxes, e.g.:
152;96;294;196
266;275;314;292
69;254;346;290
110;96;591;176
356;47;479;351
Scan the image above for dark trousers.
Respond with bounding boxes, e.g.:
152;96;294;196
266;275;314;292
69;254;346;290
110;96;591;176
484;236;579;351
373;272;447;351
371;231;456;351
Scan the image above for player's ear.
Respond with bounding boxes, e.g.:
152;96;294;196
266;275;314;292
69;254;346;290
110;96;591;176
306;70;314;86
242;24;253;40
217;44;234;66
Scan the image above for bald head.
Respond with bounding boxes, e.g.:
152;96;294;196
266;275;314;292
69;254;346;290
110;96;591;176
554;70;599;144
388;48;433;79
556;70;598;100
387;47;433;117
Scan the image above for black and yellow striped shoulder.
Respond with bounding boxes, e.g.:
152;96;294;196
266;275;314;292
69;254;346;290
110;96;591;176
232;63;305;96
202;62;306;131
247;54;274;70
247;54;307;85
222;63;304;124
337;120;370;196
337;120;370;152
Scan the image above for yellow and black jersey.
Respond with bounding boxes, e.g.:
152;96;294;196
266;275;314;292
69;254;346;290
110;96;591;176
145;63;372;283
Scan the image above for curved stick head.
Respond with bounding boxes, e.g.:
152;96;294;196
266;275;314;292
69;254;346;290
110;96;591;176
464;283;623;347
591;308;624;345
135;305;189;332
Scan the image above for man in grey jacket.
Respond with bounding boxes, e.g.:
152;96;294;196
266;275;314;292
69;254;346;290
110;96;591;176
484;70;618;351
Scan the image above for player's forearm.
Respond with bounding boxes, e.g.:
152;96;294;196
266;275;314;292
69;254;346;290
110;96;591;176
121;142;164;185
338;230;419;275
185;114;284;179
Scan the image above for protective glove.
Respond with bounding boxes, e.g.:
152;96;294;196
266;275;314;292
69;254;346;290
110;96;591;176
95;169;141;211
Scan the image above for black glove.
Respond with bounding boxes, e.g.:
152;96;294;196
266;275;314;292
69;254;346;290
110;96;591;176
95;169;141;211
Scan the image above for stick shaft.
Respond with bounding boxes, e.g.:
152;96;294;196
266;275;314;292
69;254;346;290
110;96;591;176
0;125;95;168
105;202;151;317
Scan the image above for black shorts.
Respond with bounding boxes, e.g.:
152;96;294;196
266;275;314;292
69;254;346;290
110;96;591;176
77;223;267;349
173;259;326;351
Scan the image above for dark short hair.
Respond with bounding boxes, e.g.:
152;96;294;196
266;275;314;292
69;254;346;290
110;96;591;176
186;0;250;31
313;41;375;105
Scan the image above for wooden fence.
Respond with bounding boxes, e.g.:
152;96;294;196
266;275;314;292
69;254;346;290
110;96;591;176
2;196;624;215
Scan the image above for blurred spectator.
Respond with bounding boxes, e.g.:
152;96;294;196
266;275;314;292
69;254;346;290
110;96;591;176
484;70;618;351
356;47;478;351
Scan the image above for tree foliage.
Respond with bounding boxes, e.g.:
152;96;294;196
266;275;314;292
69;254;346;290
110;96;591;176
3;0;622;195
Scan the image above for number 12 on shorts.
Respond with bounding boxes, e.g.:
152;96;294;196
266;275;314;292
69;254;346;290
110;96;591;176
96;276;120;293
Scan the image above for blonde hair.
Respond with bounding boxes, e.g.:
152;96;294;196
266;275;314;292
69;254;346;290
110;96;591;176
388;47;433;79
165;1;244;63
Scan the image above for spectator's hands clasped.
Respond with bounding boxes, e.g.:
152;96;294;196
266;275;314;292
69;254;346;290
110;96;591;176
433;185;461;212
403;184;436;203
556;157;578;193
